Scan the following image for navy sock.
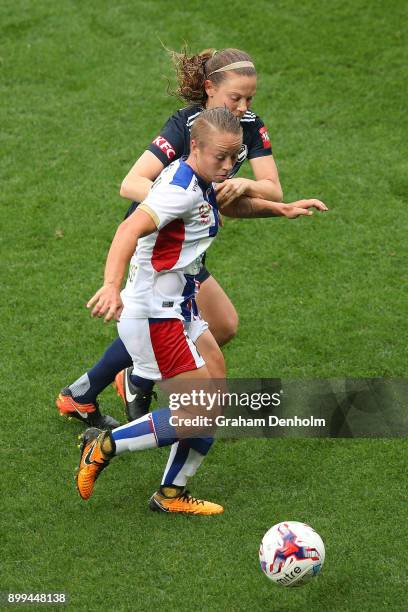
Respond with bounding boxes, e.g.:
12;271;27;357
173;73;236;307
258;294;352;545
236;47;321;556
185;436;214;455
112;408;178;453
151;408;178;446
130;374;154;393
70;337;132;404
161;437;214;487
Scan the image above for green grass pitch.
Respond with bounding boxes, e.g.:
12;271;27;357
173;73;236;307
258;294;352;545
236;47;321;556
1;0;407;609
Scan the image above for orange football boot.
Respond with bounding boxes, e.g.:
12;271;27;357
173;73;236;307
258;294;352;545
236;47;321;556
76;428;114;500
113;370;126;404
56;387;120;428
114;368;156;421
149;488;224;515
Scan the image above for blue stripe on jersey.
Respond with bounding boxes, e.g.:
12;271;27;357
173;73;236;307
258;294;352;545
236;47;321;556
170;160;194;190
206;186;219;237
209;212;218;238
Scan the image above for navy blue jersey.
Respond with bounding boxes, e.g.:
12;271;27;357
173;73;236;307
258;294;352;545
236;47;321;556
147;105;272;177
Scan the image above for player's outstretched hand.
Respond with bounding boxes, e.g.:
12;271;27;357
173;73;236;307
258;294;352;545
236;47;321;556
87;284;123;322
283;199;328;219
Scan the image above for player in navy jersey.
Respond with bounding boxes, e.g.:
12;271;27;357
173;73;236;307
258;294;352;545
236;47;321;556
147;105;273;186
56;47;327;428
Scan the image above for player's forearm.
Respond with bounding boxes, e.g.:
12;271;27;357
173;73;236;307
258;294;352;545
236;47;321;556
120;176;153;203
220;196;284;218
103;224;139;288
243;178;283;202
222;197;328;219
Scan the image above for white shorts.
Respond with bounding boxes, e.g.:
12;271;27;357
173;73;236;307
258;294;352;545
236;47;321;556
117;316;207;381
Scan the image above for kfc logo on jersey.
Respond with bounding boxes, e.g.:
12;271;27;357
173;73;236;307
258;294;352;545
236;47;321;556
152;135;176;160
259;126;271;149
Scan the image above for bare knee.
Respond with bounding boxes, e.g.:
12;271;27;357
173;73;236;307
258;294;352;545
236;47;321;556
194;330;227;378
212;310;239;347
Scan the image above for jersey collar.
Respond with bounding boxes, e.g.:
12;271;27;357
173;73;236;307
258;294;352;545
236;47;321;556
181;158;213;193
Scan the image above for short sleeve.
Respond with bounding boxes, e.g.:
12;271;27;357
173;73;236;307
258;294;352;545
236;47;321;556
247;116;273;159
147;111;186;166
139;183;194;229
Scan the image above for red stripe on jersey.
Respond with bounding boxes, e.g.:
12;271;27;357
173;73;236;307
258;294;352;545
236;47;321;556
152;219;185;272
149;319;197;378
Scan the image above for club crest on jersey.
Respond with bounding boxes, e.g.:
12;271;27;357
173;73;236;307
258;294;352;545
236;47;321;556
259;126;271;149
237;144;248;163
152;135;176;160
199;202;212;224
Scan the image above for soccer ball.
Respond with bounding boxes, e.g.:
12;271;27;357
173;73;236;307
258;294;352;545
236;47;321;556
259;521;325;587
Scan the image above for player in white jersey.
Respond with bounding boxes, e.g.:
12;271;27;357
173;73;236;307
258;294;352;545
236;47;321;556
75;109;327;515
117;157;220;381
75;108;242;514
57;47;328;428
120;159;219;322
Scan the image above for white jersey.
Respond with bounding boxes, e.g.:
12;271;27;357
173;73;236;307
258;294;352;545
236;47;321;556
121;159;219;320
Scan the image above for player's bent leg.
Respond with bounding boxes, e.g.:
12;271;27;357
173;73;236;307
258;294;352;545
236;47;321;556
75;392;223;512
75;317;223;512
196;275;239;347
152;366;223;515
56;336;132;428
149;436;222;515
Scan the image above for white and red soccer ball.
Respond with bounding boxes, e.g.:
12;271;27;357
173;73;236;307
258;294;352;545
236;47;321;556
259;521;325;587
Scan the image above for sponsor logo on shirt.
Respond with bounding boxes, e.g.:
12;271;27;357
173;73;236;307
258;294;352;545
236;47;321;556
152;135;176;160
259;126;271;149
199;202;212;224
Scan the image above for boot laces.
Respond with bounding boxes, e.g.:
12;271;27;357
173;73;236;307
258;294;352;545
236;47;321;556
179;490;205;506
